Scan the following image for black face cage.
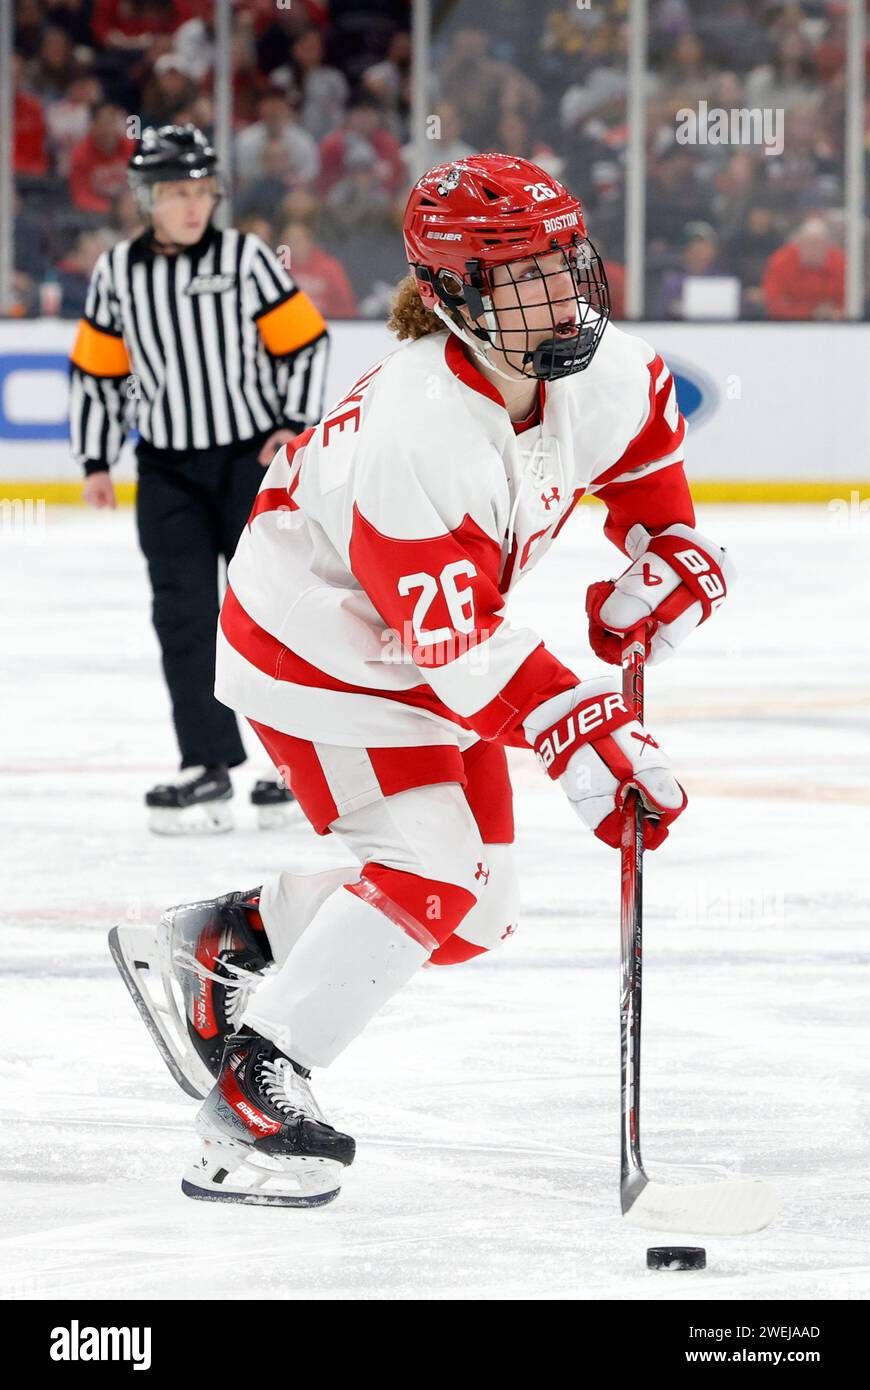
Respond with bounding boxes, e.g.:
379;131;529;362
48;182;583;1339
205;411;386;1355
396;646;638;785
424;235;611;381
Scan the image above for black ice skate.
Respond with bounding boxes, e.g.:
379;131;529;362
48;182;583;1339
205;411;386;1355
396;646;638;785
145;763;233;835
250;775;296;830
108;888;273;1099
182;1029;355;1207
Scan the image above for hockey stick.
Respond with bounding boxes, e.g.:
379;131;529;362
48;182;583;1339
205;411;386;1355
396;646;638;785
618;638;778;1236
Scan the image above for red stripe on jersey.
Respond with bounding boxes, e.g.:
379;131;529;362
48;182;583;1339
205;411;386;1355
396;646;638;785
444;333;505;409
221;591;577;748
248;486;299;523
467;643;579;742
246;428;313;526
348;503;505;670
221;584;472;729
600;460;695;556
592;358;685;493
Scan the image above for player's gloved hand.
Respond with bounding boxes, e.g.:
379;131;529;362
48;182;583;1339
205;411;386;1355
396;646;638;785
586;523;734;665
523;679;687;849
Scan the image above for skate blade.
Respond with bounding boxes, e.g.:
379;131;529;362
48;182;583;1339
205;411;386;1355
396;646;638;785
255;803;296;831
148;802;234;836
108;923;214;1100
182;1139;344;1208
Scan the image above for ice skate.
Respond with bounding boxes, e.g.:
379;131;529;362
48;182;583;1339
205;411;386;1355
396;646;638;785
145;764;233;835
182;1029;355;1207
250;775;296;830
108;888;272;1099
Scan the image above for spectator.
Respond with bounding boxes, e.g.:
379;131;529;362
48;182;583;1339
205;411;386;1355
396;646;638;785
645;147;715;252
55;228;117;318
711;149;765;243
655;221;722;318
12;188;47;315
140;54;199;127
26;26;80;102
286;27;349;142
46;73;104;177
68;102;136;213
237;137;312;218
172;94;215;139
12;53;49;177
762;100;841;214
497;111;561;179
278;220;358;318
362;30;411;136
722;203;783;317
90;0;179;52
256;6;317;78
436;27;543;151
173;15;216;83
405;102;474;176
235;90;319;188
658;29;712;107
746;31;818;111
15;0;45;60
762;216;845;320
320;144;396;299
47;0;109;48
318;96;404;197
207;15;272;127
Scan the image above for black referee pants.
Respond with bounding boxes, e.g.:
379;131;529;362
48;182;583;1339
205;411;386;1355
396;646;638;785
135;431;272;771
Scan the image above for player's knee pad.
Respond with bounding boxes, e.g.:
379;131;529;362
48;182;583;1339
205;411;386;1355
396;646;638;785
428;844;520;965
347;860;478;949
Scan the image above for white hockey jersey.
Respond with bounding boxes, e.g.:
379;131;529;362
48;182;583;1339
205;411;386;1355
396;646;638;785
216;323;693;750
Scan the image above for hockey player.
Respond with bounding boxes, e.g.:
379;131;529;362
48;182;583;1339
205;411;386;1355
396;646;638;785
110;156;733;1205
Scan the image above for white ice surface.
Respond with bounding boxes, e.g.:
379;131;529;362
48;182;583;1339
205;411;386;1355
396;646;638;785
1;503;868;1300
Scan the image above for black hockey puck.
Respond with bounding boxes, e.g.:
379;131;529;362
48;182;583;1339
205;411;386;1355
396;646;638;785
647;1246;706;1271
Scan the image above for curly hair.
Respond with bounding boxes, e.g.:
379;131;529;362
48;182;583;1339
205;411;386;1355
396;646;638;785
387;274;444;340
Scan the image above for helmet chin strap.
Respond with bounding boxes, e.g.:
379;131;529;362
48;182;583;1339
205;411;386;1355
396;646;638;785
431;302;534;384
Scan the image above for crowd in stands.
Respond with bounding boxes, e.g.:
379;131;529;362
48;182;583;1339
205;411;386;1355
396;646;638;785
8;0;868;321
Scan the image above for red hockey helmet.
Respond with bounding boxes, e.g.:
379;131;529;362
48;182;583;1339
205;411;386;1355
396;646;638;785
402;153;610;380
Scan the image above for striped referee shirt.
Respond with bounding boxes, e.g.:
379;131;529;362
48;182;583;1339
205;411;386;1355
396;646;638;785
69;224;329;471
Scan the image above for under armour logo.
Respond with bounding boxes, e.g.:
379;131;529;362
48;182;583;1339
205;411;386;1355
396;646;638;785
642;563;663;586
541;487;561;510
500;923;516;941
631;731;659;753
474;862;490;884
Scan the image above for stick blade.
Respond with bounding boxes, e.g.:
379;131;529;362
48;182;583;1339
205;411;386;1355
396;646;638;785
622;1178;778;1236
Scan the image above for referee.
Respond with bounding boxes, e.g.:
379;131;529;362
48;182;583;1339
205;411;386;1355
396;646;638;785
69;124;329;834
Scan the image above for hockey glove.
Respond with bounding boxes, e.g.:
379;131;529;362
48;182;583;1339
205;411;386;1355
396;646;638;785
523;679;687;850
586;523;734;665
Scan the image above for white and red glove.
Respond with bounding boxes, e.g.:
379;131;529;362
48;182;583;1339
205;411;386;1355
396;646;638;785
523;679;687;850
586;523;735;666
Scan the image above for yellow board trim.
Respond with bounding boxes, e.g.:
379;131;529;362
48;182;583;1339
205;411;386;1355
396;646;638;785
0;480;866;507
